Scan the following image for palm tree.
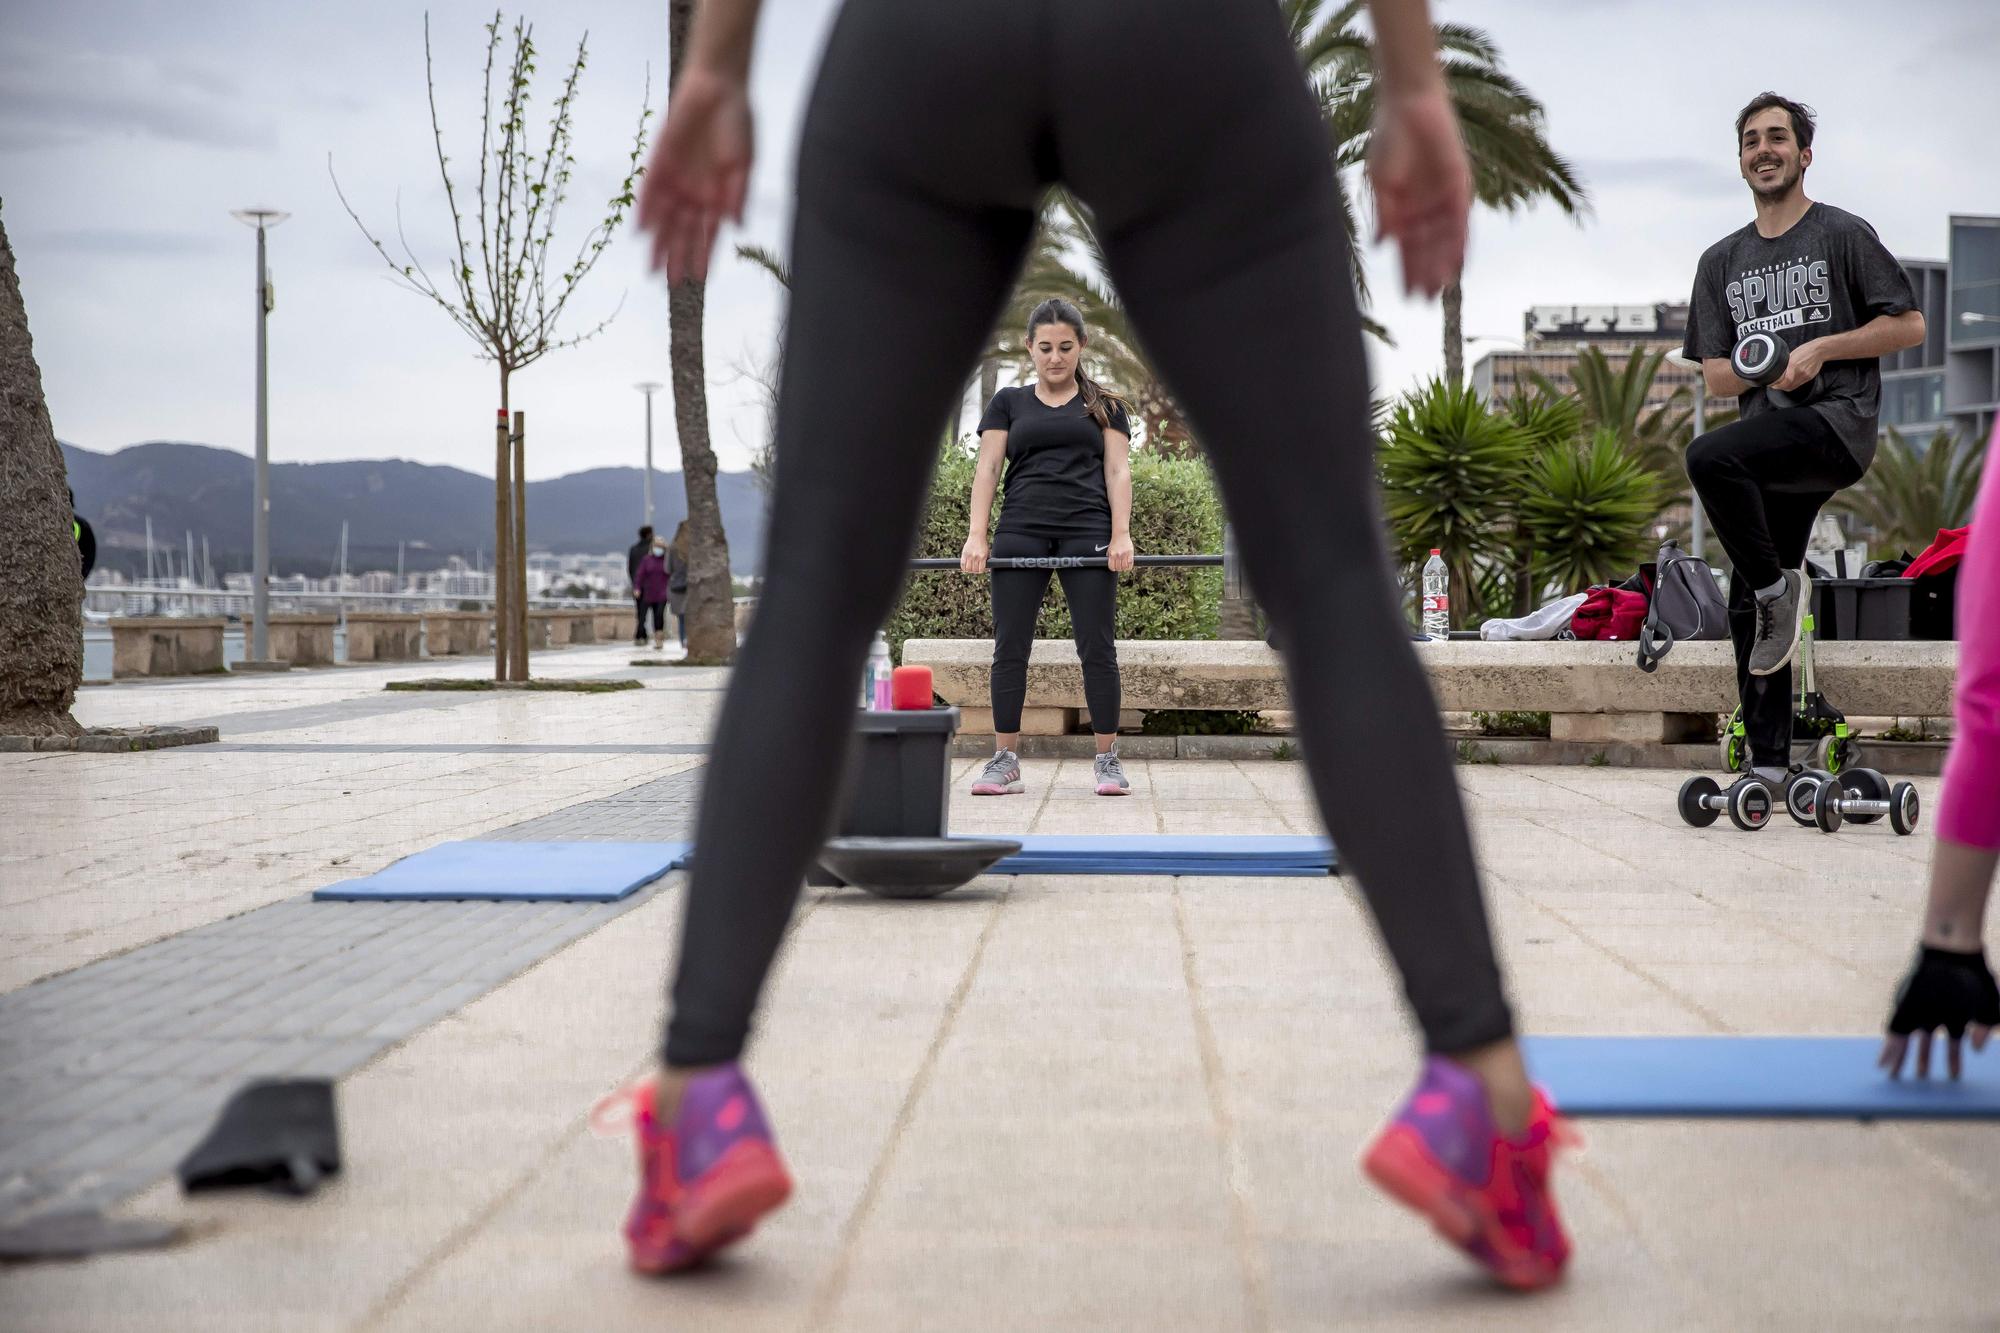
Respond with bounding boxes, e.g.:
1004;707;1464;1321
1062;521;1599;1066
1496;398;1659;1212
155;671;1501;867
1831;427;1988;557
0;210;85;737
667;0;735;663
1533;346;1692;477
1297;0;1588;385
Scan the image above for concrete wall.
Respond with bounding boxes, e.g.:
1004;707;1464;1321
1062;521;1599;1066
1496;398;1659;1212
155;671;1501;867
110;618;225;678
267;615;337;667
344;614;423;663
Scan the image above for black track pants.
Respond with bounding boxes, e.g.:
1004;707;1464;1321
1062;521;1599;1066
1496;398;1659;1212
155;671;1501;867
989;532;1120;736
664;0;1512;1066
1686;407;1864;767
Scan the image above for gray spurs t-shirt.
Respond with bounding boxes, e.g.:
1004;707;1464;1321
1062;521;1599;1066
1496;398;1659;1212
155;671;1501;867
1684;202;1916;467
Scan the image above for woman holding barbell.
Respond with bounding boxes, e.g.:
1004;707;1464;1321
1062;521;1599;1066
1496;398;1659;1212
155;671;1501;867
961;298;1134;798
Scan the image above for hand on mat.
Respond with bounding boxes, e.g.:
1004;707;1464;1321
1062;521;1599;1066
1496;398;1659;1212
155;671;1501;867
637;65;753;285
1367;88;1470;299
1880;946;2000;1080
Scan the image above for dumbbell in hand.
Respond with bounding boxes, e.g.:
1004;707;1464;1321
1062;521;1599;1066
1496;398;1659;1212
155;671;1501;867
1731;331;1791;387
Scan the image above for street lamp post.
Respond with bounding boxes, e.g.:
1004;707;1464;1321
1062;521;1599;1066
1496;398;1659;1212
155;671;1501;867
634;381;663;529
232;207;289;665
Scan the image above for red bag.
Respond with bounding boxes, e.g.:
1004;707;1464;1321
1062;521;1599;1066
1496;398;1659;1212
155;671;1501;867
1568;585;1649;641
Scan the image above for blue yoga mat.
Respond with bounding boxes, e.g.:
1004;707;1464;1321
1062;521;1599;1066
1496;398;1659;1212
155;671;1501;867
1522;1036;2000;1120
315;840;691;903
992;835;1337;876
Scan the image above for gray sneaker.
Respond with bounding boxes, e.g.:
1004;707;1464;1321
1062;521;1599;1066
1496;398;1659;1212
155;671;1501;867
971;749;1023;796
1092;750;1131;796
1748;569;1809;677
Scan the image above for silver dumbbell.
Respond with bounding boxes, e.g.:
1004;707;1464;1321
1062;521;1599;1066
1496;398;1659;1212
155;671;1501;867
1811;770;1919;835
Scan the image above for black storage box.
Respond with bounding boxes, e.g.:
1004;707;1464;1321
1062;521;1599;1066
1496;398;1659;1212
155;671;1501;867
1909;566;1958;641
1809;578;1912;641
809;707;960;888
837;706;960;838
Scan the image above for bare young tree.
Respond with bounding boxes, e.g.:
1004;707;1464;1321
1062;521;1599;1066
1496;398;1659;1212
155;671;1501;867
333;10;648;680
0;208;84;736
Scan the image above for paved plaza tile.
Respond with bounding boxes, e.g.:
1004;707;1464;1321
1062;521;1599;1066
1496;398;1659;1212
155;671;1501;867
1;647;1993;1330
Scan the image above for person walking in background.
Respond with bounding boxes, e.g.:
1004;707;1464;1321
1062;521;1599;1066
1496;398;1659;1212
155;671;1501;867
628;524;656;646
635;533;672;651
667;521;692;649
1881;420;2000;1080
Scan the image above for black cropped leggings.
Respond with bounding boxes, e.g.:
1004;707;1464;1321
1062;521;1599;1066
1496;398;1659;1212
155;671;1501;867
665;0;1512;1065
990;532;1121;736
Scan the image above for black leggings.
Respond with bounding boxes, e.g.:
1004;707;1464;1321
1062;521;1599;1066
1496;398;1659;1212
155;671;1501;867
990;532;1120;736
665;0;1510;1066
1686;407;1864;767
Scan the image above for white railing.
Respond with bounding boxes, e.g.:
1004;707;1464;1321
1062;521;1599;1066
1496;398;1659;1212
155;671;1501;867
82;584;615;619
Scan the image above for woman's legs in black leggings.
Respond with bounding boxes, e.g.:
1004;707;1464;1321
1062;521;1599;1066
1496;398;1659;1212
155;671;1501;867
665;0;1510;1069
989;533;1121;738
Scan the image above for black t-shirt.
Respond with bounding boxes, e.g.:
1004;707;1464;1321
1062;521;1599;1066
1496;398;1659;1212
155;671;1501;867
977;385;1130;539
1685;201;1916;467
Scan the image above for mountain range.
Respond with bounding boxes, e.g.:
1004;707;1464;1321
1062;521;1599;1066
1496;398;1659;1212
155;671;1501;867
60;442;768;578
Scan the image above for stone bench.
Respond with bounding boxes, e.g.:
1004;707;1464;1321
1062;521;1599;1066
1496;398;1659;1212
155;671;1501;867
420;610;492;657
902;638;1959;740
111;617;225;678
343;613;422;663
267;613;337;667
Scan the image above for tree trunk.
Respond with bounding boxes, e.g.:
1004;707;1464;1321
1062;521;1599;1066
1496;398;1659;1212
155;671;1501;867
1442;273;1465;388
669;0;736;664
493;373;512;681
979;358;998;411
511;408;528;681
0;210;84;736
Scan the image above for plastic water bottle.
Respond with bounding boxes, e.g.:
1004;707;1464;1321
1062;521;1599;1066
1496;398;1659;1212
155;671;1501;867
1421;549;1449;640
866;632;894;710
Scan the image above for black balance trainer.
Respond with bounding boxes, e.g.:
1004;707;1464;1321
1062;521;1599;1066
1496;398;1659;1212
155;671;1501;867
813;706;1020;898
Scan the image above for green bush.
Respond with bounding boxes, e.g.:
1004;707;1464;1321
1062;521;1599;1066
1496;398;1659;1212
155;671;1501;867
1519;427;1663;593
885;441;1224;660
1140;709;1262;736
1473;709;1550;738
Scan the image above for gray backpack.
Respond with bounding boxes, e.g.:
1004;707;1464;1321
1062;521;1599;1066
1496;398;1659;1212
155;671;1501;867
1635;540;1729;673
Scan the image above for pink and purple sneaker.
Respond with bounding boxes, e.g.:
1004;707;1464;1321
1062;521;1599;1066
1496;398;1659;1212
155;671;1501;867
595;1064;793;1274
1361;1055;1573;1290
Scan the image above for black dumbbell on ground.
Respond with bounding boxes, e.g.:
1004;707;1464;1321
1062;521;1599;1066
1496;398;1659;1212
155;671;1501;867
1811;769;1920;835
1677;774;1775;831
1781;767;1836;827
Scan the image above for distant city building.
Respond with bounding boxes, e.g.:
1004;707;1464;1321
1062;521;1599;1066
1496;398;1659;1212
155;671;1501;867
1469;302;1700;413
1881;214;1999;447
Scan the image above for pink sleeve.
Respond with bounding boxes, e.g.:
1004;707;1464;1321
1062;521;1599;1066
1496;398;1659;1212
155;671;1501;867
1938;424;2000;850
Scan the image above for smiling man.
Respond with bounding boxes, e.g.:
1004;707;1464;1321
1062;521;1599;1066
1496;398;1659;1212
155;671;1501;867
1682;91;1924;787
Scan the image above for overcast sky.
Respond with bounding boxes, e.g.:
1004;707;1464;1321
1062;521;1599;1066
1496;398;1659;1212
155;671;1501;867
6;0;1997;481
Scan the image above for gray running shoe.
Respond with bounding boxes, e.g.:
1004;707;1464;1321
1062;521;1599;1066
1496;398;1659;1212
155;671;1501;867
971;749;1023;796
1093;750;1130;796
1747;569;1809;676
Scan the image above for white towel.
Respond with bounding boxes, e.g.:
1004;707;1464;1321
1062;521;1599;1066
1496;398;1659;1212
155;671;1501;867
1480;592;1589;642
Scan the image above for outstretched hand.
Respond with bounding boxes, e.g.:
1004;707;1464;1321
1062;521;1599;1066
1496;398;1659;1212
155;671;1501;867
1367;88;1471;299
1880;946;2000;1080
636;66;754;285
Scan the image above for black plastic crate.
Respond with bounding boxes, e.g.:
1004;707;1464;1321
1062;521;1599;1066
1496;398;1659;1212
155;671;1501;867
1810;578;1911;641
836;706;961;838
